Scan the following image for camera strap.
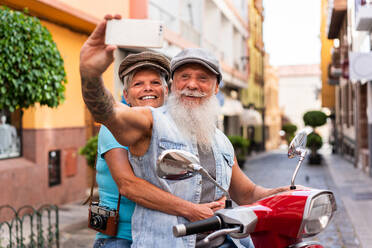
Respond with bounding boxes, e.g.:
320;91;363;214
82;153;98;206
83;154;121;216
116;193;121;215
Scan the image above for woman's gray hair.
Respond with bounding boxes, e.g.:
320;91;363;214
122;66;168;92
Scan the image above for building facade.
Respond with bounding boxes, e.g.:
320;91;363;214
352;0;372;175
0;0;131;211
264;55;281;150
241;0;266;150
326;0;356;163
277;65;324;133
324;0;372;175
0;0;257;210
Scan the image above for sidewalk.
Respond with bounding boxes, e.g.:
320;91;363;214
59;202;89;232
58;201;96;247
324;153;372;248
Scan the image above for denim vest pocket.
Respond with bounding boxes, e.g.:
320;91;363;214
222;153;234;167
159;139;186;150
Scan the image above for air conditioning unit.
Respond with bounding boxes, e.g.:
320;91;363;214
356;5;372;31
349;52;372;80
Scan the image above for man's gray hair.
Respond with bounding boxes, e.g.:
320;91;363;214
122;66;168;92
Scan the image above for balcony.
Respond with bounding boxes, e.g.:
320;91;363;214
328;78;340;85
255;39;265;53
254;73;264;86
331;47;340;64
327;0;347;38
356;4;372;31
327;64;340;85
254;0;264;15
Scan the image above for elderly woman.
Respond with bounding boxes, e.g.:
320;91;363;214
93;51;224;248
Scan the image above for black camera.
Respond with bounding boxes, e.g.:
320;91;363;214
88;202;119;236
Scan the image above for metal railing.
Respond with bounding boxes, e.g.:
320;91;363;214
0;205;59;248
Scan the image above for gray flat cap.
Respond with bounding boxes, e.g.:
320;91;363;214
170;48;222;83
119;51;170;82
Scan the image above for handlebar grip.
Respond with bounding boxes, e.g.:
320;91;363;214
173;216;223;237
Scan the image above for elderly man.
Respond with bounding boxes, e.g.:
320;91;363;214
80;14;287;248
93;51;224;248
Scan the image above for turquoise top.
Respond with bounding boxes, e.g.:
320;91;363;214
95;125;135;241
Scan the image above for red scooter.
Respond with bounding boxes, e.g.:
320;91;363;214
156;131;337;248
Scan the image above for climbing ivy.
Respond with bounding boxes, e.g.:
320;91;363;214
0;7;67;112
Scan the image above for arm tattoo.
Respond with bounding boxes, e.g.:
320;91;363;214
81;74;115;123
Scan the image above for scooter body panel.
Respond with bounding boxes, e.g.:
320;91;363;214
250;231;300;248
243;189;315;247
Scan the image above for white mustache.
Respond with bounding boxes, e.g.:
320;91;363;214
179;89;207;97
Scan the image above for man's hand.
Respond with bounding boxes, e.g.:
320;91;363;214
185;196;226;222
80;14;121;77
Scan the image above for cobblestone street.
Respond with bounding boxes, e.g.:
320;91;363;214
243;149;361;248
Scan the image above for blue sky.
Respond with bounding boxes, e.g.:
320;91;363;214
263;0;321;66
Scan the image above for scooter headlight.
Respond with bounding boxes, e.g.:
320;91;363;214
300;191;336;237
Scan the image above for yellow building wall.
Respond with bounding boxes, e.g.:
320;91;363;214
264;57;281;150
242;77;263;107
57;0;129;20
242;0;264;109
22;21;115;129
321;0;335;108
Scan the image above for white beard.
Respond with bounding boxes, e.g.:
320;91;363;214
167;90;220;152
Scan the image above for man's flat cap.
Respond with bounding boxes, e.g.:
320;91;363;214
118;51;171;82
170;48;222;83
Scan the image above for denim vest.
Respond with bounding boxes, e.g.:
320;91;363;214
129;105;235;248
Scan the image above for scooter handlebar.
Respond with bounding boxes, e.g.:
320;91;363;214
173;216;223;237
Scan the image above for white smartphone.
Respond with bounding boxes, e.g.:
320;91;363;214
105;19;164;49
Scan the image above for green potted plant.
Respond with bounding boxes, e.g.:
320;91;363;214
79;135;98;169
303;110;327;164
79;134;98;200
228;136;250;168
282;123;297;145
0;7;67;113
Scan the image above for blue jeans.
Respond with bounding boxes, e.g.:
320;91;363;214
219;235;255;248
93;238;132;248
239;236;255;248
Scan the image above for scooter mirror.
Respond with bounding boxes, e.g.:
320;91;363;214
156;149;200;180
157;149;233;206
288;130;307;159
